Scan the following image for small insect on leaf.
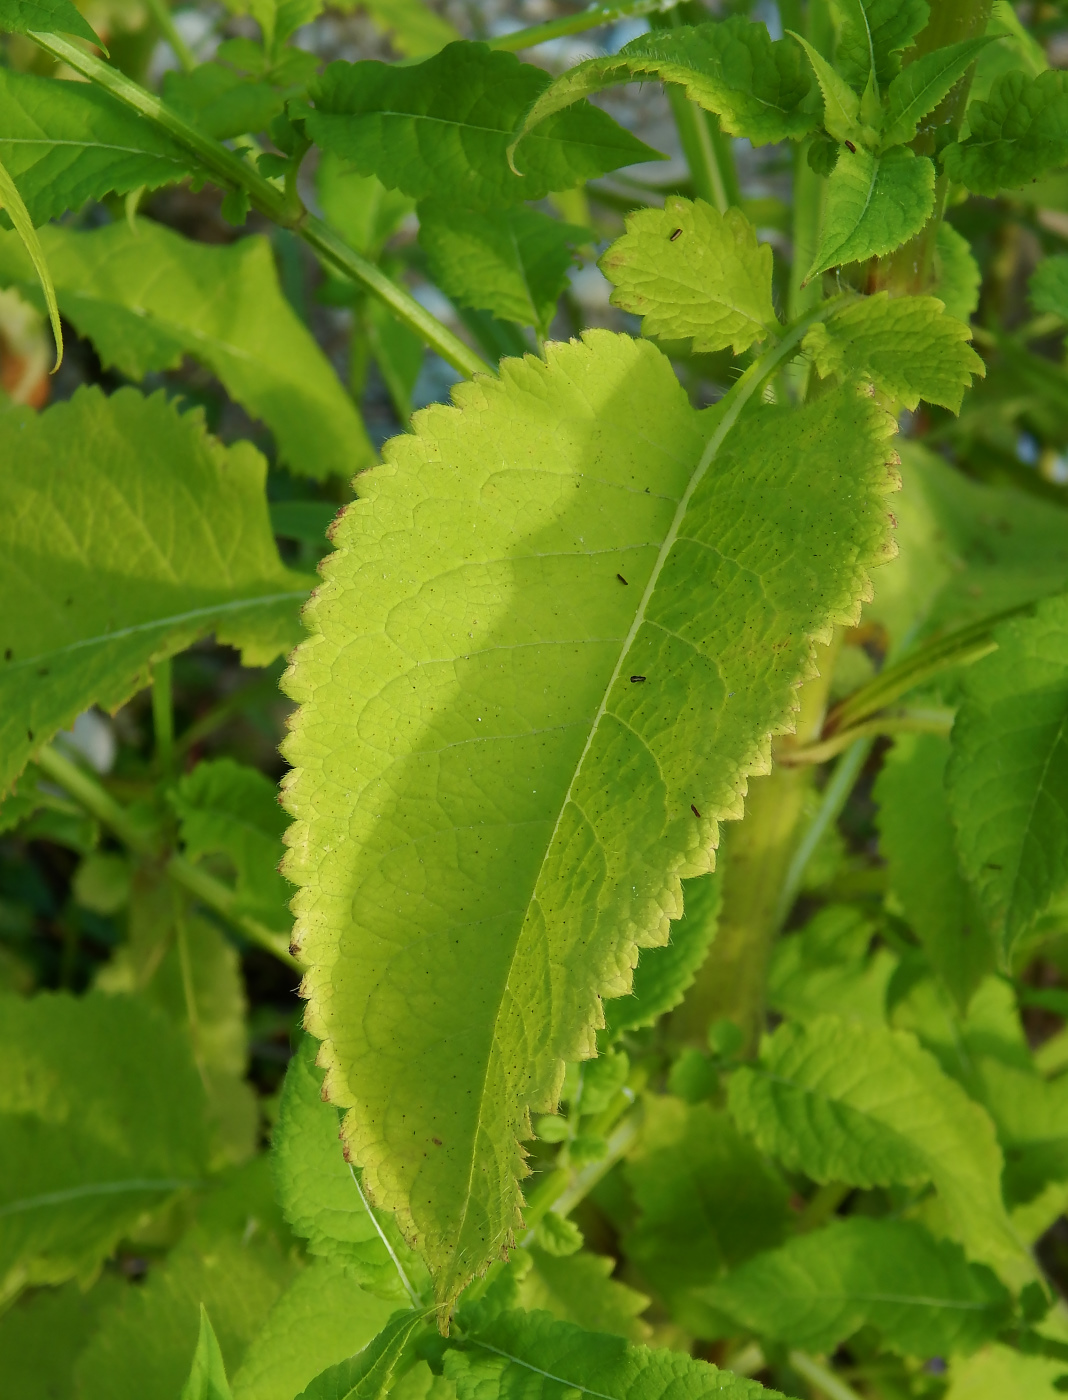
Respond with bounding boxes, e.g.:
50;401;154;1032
630;675;646;683
669;228;683;242
691;804;702;818
617;573;629;584
845;141;857;154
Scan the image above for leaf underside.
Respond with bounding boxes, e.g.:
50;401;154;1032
281;329;899;1308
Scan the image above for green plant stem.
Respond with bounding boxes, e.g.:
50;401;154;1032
35;744;299;969
788;1351;864;1400
781;706;955;766
152;657;175;779
664;87;739;213
28;33;490;381
549;1110;641;1220
787;0;832;321
486;0;681;53
142;0;196;72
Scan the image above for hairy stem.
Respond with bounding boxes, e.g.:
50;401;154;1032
29;33;489;380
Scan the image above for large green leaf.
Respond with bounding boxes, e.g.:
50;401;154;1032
296;1309;430;1400
729;1015;1027;1282
281;329;899;1308
445;1307;783;1400
945;70;1068;195
598;197;778;356
945;1345;1068;1400
272;1037;429;1303
0;219;373;479
807;147;935;280
623;1096;789;1335
0;386;312;795
0;69;201;226
875;733;994;1009
835;0;930;93
418;201;587;337
934;223;982;323
802;292;984;411
0;0;100;46
513;17;818;150
232;1260;396;1400
767;905;895;1028
0;1276;123;1400
947;594;1068;963
603;870;721;1037
303;43;658;213
0;991;208;1300
706;1217;1009;1357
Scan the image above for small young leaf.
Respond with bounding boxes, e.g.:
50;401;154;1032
598;197;778;356
789;32;867;145
231;1260;397;1400
603;870;721;1037
624;1097;789;1334
181;1309;233;1400
806;146;935;280
295;1309;430;1400
881;37;994;149
947;594;1068;964
728;1015;1027;1282
170;759;292;933
0;68;201;226
512;17;818;151
282;331;900;1309
835;0;930;93
943;69;1068;195
0;0;101;47
876;733;994;1010
418;201;586;337
802;292;985;411
0;219;373;480
706;1217;1010;1357
0;992;208;1299
934;222;982;322
0;388;311;795
445;1308;783;1400
272;1037;429;1304
304;43;658;213
1029;254;1068;317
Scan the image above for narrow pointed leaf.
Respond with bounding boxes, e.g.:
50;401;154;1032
0;68;202;226
295;1310;430;1400
706;1218;1010;1357
943;70;1068;195
0;0;101;46
881;38;994;149
445;1308;784;1400
282;329;900;1308
0;220;372;480
513;18;818;152
836;0;930;92
728;1015;1027;1282
0;386;312;795
807;146;935;279
303;43;659;213
947;594;1068;964
181;1309;233;1400
598;196;778;355
0;152;61;367
789;32;866;145
802;292;985;411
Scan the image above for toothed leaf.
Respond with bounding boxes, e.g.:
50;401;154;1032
790;32;867;145
706;1217;1010;1357
947;594;1068;965
807;146;935;279
598;197;778;356
0;68;202;226
881;37;994;148
802;292;984;411
944;69;1068;195
0;0;101;46
728;1015;1027;1282
512;17;818;152
836;0;930;93
303;43;659;213
0;220;372;480
281;328;899;1308
0;387;312;796
933;222;982;322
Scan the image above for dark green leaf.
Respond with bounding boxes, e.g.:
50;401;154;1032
881;37;994;148
296;1309;429;1400
944;69;1068;195
836;0;930;92
0;0;100;47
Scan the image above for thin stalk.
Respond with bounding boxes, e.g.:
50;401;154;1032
549;1110;641;1220
787;0;832;321
665;87;739;213
774;737;872;928
28;33;489;381
152;657;175;779
487;0;681;53
142;0;196;72
36;744;152;854
167;854;299;968
780;706;954;767
788;1351;865;1400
